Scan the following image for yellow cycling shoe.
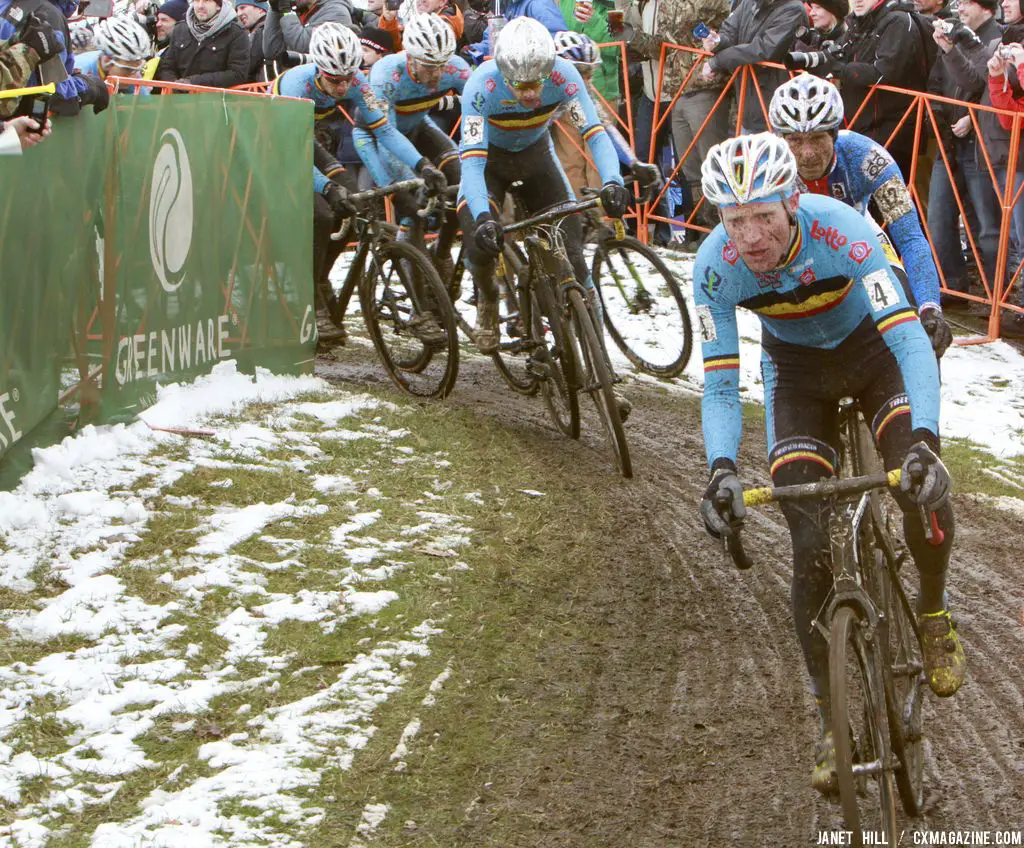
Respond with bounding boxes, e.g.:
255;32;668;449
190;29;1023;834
919;610;966;697
812;730;839;797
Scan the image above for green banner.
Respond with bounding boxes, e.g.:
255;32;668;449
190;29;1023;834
0;92;315;469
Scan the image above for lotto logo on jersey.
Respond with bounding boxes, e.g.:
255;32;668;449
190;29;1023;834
848;240;873;264
799;267;816;285
722;242;739;265
551;70;566;86
810;218;848;249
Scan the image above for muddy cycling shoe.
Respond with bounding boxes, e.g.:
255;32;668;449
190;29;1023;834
919;610;966;697
812;730;839;798
614;392;632;423
475;300;500;354
407;312;447;347
316;308;347;346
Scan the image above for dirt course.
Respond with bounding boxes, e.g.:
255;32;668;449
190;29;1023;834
318;344;1024;847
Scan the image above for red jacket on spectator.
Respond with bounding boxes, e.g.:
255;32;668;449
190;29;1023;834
989;68;1024;129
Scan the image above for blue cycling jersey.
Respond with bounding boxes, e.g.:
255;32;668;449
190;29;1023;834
693;194;940;469
802;130;940;312
272;64;424;193
368;52;471;136
72;51;151;95
458;57;622;219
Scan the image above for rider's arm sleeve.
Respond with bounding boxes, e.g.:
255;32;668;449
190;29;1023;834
868;159;942;312
855;251;941;437
693;253;744;469
353;81;423;170
458;72;491;220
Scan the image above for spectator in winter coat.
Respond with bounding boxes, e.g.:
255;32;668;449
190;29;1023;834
155;0;250;88
699;0;808;132
806;0;935;180
794;0;848;48
156;0;189;47
0;11;57;118
926;0;1002;300
263;0;353;63
237;0;269;79
380;0;463;50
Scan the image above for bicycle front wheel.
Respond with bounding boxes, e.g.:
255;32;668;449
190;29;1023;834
531;282;579;438
567;288;632;478
360;240;459;398
830;605;898;846
591;235;692;378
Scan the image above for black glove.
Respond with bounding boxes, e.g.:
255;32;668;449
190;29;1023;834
899;440;950;511
700;465;746;540
949;21;982;48
473;213;504;258
416;160;447;195
919;306;953;358
784;51;831;72
78;73;110;113
18;12;61;62
599;181;630;219
323;181;356;218
630;161;663;194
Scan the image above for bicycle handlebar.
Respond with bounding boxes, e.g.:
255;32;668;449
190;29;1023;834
502;195;605;235
742;469;902;506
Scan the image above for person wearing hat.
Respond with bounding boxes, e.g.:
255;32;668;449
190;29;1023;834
794;0;848;48
237;0;270;79
924;0;1003;304
155;0;189;45
359;24;391;67
154;0;251;88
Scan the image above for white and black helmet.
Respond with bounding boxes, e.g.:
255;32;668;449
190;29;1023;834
553;30;599;67
494;16;555;84
94;15;152;62
404;14;455;64
701;132;799;207
310;22;362;76
769;73;845;135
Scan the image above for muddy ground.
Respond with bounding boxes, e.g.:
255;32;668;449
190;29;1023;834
317;341;1024;847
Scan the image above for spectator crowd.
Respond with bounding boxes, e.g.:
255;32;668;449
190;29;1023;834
2;0;1024;336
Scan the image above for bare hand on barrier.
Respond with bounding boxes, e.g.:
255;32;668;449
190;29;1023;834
8;116;51;149
951;115;972;138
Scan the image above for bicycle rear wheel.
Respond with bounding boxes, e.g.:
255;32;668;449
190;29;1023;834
590;235;692;378
830;605;898;846
360;240;459;398
531;282;579;438
567;288;632;478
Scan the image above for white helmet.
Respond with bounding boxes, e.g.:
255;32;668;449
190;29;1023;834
701;132;799;207
310;22;362;76
769;73;845;134
553;30;599;67
404;14;455;64
94;15;152;62
494;17;555;84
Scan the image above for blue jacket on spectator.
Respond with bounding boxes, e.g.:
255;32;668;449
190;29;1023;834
465;0;567;62
0;0;88;103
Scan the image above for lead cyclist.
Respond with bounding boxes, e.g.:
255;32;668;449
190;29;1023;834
767;74;954;358
693;133;966;798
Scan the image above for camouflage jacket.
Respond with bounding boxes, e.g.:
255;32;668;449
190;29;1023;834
627;0;730;97
0;42;39;119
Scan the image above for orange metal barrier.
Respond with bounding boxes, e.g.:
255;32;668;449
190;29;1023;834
634;45;1024;343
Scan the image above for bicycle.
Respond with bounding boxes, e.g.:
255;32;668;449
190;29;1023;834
583;211;693;380
327;178;459;399
722;398;927;846
443;196;633;478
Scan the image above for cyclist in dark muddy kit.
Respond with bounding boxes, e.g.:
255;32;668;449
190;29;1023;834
692;132;966;798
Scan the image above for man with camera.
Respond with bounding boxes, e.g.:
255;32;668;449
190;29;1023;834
926;0;1002;304
262;0;353;66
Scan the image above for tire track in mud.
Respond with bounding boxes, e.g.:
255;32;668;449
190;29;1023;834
318;347;1024;846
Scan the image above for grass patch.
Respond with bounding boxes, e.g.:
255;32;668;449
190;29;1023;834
943;438;1024;498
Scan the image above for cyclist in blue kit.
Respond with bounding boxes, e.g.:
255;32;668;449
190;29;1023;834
362;14;471;280
693;133;966;798
456;16;628;353
768;73;953;357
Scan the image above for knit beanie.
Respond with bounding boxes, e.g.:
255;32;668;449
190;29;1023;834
158;0;188;19
237;0;270;9
360;26;393;54
815;0;849;21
